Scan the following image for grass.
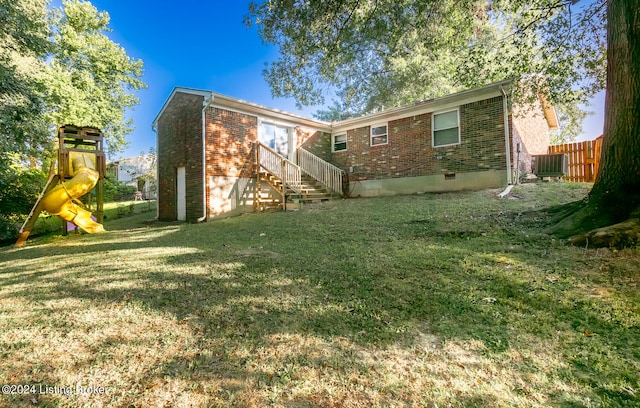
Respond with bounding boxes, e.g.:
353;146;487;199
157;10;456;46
0;200;156;246
102;200;156;221
0;182;638;407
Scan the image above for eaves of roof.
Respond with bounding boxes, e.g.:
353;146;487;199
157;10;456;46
153;79;556;135
152;86;332;132
330;79;514;132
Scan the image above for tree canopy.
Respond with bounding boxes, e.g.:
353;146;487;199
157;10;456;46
0;0;51;157
0;0;146;160
47;0;145;154
246;0;606;137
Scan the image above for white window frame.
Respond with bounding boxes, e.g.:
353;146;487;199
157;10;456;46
259;119;292;158
370;123;388;146
432;108;461;148
332;133;347;152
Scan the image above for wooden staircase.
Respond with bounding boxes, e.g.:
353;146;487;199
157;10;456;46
256;142;344;211
257;172;339;211
255;171;284;211
288;174;341;203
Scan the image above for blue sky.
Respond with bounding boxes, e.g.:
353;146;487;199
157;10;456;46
61;1;605;159
80;0;322;159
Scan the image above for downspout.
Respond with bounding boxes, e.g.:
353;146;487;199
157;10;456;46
151;122;159;220
499;85;513;185
199;94;214;222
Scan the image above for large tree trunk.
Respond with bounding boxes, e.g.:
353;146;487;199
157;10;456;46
548;0;640;248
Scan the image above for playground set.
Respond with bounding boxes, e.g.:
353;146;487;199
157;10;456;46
14;125;107;247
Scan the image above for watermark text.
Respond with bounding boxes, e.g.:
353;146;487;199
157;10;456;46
2;384;106;397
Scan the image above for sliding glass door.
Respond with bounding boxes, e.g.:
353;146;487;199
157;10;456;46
259;122;289;158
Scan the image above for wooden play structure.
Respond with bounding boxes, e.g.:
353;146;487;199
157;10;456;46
14;125;107;247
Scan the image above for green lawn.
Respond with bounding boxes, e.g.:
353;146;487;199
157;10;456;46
0;183;638;407
2;200;157;244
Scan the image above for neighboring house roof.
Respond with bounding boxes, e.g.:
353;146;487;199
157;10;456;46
153;79;559;134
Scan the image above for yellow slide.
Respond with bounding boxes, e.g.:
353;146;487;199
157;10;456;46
41;152;105;234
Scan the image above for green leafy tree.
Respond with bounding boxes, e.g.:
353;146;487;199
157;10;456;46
548;0;640;247
1;0;145;161
47;0;146;155
0;0;51;158
0;153;47;240
550;104;594;145
0;0;146;240
246;0;606;130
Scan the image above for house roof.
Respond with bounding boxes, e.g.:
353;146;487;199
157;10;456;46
538;93;559;130
151;86;331;132
151;87;212;131
153;79;560;133
331;79;514;132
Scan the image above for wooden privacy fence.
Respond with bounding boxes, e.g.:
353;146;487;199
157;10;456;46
548;135;603;182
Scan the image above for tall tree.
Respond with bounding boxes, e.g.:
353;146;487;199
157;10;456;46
548;0;640;247
246;0;606;131
0;0;51;157
0;0;145;161
47;0;146;155
248;0;640;247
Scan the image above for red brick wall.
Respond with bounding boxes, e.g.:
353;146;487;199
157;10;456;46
205;107;258;178
511;99;552;174
204;107;258;215
202;107;329;216
299;130;332;161
156;92;204;221
204;108;326;178
158;93;524;218
326;96;509;181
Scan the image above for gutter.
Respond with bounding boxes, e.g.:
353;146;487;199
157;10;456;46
332;78;513;132
499;85;513;185
199;93;214;222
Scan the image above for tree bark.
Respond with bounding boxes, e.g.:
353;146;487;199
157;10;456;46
548;0;640;247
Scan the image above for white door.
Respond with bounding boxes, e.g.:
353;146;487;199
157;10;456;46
176;166;186;221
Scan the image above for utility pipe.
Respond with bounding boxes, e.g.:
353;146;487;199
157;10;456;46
499;85;513;185
199;93;214;222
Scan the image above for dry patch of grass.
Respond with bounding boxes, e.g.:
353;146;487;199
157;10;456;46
1;182;639;407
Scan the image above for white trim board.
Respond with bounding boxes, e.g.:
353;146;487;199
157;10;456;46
152;87;211;131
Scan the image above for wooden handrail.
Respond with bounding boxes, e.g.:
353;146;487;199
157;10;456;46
297;148;345;195
257;142;302;193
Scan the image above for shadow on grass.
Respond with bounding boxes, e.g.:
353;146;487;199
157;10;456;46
0;191;638;406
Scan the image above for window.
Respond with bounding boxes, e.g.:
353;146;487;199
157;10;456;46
332;133;347;152
370;123;388;146
433;109;460;147
260;122;289;157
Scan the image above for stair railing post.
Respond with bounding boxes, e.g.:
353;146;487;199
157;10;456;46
281;159;287;210
255;142;261;211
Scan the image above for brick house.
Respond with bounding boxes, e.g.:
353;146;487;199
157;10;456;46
152;79;557;222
